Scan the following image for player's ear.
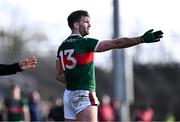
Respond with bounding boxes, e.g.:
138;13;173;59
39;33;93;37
74;22;79;29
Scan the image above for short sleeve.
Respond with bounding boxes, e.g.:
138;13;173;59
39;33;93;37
57;47;61;58
81;38;99;52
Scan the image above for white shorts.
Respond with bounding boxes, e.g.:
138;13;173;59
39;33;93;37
63;88;99;120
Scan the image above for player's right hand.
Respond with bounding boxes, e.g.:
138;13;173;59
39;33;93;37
141;29;163;43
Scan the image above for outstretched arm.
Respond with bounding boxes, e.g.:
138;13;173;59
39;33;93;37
96;29;163;52
96;37;142;52
55;59;67;85
0;56;37;76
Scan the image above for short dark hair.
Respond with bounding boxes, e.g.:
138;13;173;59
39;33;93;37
67;10;90;29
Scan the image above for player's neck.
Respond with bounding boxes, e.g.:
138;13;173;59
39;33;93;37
71;31;82;37
71;29;82;36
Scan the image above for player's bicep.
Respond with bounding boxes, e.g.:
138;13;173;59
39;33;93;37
96;40;116;52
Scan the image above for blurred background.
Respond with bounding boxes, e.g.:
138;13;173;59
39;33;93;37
0;0;180;121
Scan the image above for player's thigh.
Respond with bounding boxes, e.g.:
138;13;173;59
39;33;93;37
76;105;98;121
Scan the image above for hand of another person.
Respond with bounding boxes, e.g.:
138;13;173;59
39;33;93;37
19;56;37;70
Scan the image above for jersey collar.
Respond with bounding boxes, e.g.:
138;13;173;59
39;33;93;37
70;34;82;37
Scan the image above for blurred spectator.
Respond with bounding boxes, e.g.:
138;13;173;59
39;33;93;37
111;99;121;121
41;101;52;121
4;84;30;121
165;113;175;122
48;97;64;121
28;90;44;121
132;104;154;122
98;94;115;122
165;101;176;122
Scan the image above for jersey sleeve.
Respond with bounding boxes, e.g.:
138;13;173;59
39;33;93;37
57;47;61;58
57;42;63;59
0;63;22;76
81;38;99;52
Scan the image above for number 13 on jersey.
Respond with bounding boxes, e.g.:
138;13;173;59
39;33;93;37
59;49;77;70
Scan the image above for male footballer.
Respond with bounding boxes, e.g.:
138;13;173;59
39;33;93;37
55;10;163;121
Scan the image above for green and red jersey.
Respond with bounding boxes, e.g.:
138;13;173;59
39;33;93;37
4;97;28;121
57;34;99;91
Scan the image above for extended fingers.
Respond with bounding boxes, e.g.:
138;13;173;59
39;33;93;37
27;56;37;64
154;30;163;38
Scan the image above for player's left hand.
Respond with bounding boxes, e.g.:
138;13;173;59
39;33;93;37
19;56;37;70
141;29;163;43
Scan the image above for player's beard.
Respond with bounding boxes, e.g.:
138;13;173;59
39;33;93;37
80;28;89;37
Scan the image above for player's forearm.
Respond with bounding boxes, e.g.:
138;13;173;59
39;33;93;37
113;36;142;48
56;74;67;85
96;37;142;52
